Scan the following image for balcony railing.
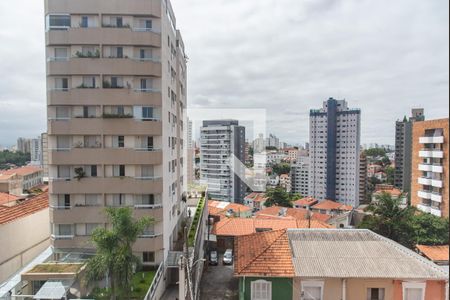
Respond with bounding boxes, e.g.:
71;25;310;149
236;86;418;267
134;204;163;209
51;234;75;240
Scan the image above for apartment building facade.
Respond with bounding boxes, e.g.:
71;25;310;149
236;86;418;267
411;118;449;218
394;109;425;194
309;98;361;206
45;0;187;268
359;152;368;204
291;156;309;197
200;120;246;203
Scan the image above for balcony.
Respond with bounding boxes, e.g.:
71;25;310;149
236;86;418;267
418;163;444;173
418;190;432;200
49;148;162;165
46;0;162;17
51;206;106;223
47;27;161;47
52;235;94;249
47;88;162;106
133;234;164;252
431;179;443;188
419;149;444;158
50;177;163;194
48;118;162;135
417;204;431;214
418;177;432;186
47;58;161;76
431;193;443;203
430;207;442;217
419;136;444;144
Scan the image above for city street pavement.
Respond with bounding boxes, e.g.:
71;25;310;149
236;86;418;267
199;260;239;300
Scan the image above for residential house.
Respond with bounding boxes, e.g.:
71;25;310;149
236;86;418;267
255;206;331;223
372;184;408;207
293;197;318;210
416;245;449;267
368;164;383;178
311;200;353;216
0;166;43;194
235;229;449;300
208;200;252;220
243;193;268;211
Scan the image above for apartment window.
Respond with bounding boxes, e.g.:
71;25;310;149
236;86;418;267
57;224;73;236
112;136;125;148
81;16;89;28
112;194;125;206
142;194;155;205
402;282;425;300
301;281;324;300
113;165;125;177
141;225;155;237
143;252;155;263
55;78;69;91
90;165;98;177
54;48;68;61
85;194;99;206
142;107;154;120
111;77;124;88
367;288;385;300
115;17;123;27
86;223;100;235
47;14;71;30
84;136;99;148
57;165;71;179
83;106;97;118
141;165;154;178
55;106;70;119
82;76;96;88
81;46;96;56
250;280;271;300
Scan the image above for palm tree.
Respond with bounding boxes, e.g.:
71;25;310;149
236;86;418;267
85;207;151;300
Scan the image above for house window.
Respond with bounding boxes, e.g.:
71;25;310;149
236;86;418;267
402;282;425;300
143;252;155;263
142;107;154;120
81;16;88;28
301;281;324;300
367;288;385;300
250;280;271;300
90;165;97;177
113;165;125;177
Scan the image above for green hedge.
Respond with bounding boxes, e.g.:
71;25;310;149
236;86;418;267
188;197;205;246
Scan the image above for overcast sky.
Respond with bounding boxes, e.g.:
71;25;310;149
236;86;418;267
0;0;448;147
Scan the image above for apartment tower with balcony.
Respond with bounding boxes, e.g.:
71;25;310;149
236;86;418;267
411;118;449;218
309;98;361;207
394;108;425;195
45;0;187;269
291;156;310;197
200;120;246;203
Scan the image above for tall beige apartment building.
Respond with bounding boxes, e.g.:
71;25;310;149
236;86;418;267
45;0;187;268
411;118;449;218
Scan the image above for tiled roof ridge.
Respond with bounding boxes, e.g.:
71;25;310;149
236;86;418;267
237;229;288;274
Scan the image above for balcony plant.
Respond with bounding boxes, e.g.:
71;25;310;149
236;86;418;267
74;167;86;181
102;113;133;119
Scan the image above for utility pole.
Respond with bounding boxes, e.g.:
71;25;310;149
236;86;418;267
179;255;185;300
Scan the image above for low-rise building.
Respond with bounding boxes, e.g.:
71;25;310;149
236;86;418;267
0;174;23;196
416;244;449;267
368;164;383;178
0;192;50;283
208;200;252;220
293;197;318;210
235;229;449;300
243;193;268;211
311;200;353;216
372;184;408;207
279;174;291;192
255;206;330;223
0;166;44;194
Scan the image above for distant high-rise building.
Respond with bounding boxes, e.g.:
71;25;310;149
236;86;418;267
266;133;280;149
291;156;309;197
309;98;361;207
394;109;425;195
45;0;187;270
411;118;448;218
16;138;31;154
359;152;368;204
30;137;42;166
200;120;246;203
252;133;265;153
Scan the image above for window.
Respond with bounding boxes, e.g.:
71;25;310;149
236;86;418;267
90;165;98;177
111;76;124;88
55;78;69;91
142;107;154;120
113;136;125;148
112;194;125;206
57;224;72;236
143;252;155;263
402;282;425;300
301;281;324;300
54;48;68;61
367;288;385;300
113;165;125;177
47;14;71;30
56;106;70;119
81;16;88;28
82;76;96;88
85;194;99;206
142;194;155;205
86;223;100;235
83;106;97;118
251;280;271;300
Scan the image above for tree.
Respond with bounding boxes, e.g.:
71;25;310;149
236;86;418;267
85;207;152;299
271;163;291;176
265;187;294;208
0;150;31;169
381;155;391;167
358;192;449;249
364;148;386;157
385;166;395;185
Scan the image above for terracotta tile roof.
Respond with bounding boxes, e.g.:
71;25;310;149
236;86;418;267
374;185;403;197
0;173;16;181
255;206;331;223
312;200;353;211
0;193;21;205
0;166;43;177
213;217;331;236
0;192;49;225
244;192;268;203
417;245;449;262
208;200;251;217
235;229;295;277
293;197;319;207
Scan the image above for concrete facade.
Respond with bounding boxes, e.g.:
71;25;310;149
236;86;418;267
45;0;187;268
411;118;449;218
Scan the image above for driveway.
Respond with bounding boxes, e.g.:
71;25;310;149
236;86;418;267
199;258;239;300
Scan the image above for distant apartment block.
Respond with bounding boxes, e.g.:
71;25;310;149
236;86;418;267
309;98;361;207
0;166;43;194
45;0;187;271
200;120;246;203
30;137;42;166
291;156;309;197
394;109;425;194
16;138;31;154
411;118;449;218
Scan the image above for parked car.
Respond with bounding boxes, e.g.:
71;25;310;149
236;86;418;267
223;249;233;265
209;250;218;266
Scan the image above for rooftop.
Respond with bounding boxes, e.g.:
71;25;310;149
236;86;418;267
0;191;49;225
0;166;43;177
244;192;268;203
312;200;353;211
0;192;21;205
416;245;449;262
255;206;331;223
293;197;319;207
208;200;251;217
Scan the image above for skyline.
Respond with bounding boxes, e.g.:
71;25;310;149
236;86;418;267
0;0;449;146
